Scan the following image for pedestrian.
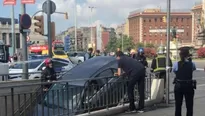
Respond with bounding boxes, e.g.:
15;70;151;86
173;47;196;116
13;53;18;62
115;51;145;113
84;48;94;60
95;50;101;56
41;58;57;91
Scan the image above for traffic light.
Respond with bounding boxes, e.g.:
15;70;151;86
34;15;44;35
172;27;177;38
162;16;166;23
65;12;68;19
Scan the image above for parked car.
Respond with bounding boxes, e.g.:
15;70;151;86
34;56;129;115
67;52;86;64
9;58;75;80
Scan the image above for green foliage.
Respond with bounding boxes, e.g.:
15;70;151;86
145;43;155;48
106;35;135;52
136;42;144;48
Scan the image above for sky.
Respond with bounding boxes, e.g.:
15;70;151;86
0;0;201;34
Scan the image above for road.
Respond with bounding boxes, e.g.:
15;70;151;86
116;60;205;116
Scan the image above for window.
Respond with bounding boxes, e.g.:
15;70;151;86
11;61;42;69
96;69;113;77
53;61;68;68
155;18;157;22
53;50;66;55
16;33;20;48
181;18;184;22
149;19;151;22
176;18;178;22
187;32;189;36
144;19;146;22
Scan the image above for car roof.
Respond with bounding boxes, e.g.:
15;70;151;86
61;56;116;82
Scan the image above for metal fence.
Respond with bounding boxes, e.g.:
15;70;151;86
0;75;152;116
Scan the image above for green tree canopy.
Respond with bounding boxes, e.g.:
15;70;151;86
106;35;135;52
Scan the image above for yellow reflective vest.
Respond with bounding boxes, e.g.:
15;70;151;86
154;54;166;72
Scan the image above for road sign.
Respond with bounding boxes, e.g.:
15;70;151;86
42;1;56;14
20;14;32;29
3;0;16;5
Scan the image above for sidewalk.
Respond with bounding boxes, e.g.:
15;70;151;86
116;85;205;116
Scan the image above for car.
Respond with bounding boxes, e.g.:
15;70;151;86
67;52;86;64
34;56;129;115
29;55;49;59
9;58;75;80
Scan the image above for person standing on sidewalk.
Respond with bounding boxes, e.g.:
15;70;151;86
115;51;145;113
173;47;196;116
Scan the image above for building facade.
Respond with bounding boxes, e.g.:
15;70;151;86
128;9;192;45
191;4;203;47
0;17;22;55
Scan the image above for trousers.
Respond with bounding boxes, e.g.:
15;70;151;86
174;83;194;116
127;70;145;110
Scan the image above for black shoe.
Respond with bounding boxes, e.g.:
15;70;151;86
136;108;144;113
125;109;137;113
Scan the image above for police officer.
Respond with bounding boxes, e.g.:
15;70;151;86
173;47;196;116
151;45;172;87
41;58;57;91
115;51;145;113
136;48;148;67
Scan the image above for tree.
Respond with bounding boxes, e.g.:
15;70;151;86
136;42;144;48
106;36;118;52
197;47;205;58
116;35;135;51
145;43;155;48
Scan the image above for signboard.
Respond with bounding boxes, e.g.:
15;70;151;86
3;0;16;5
64;35;70;51
149;29;184;33
21;0;35;4
29;45;48;52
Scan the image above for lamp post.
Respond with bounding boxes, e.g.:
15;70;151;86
166;0;171;105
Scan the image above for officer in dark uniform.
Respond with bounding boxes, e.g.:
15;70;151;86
115;51;145;113
136;48;148;68
173;47;196;116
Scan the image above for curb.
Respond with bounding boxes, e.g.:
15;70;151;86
76;99;160;116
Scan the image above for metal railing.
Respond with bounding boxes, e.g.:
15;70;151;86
0;75;152;116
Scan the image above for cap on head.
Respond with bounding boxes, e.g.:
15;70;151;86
45;58;52;66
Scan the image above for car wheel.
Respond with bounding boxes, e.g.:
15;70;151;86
78;60;82;63
34;77;40;79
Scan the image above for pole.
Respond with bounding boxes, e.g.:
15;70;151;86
121;34;123;52
176;38;178;61
47;0;52;58
21;4;28;79
11;5;15;55
74;0;77;52
166;0;171;105
90;7;93;48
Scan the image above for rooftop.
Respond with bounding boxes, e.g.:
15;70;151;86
0;17;18;24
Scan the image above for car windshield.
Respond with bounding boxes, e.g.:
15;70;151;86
11;60;42;69
54;50;66;55
44;84;84;110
